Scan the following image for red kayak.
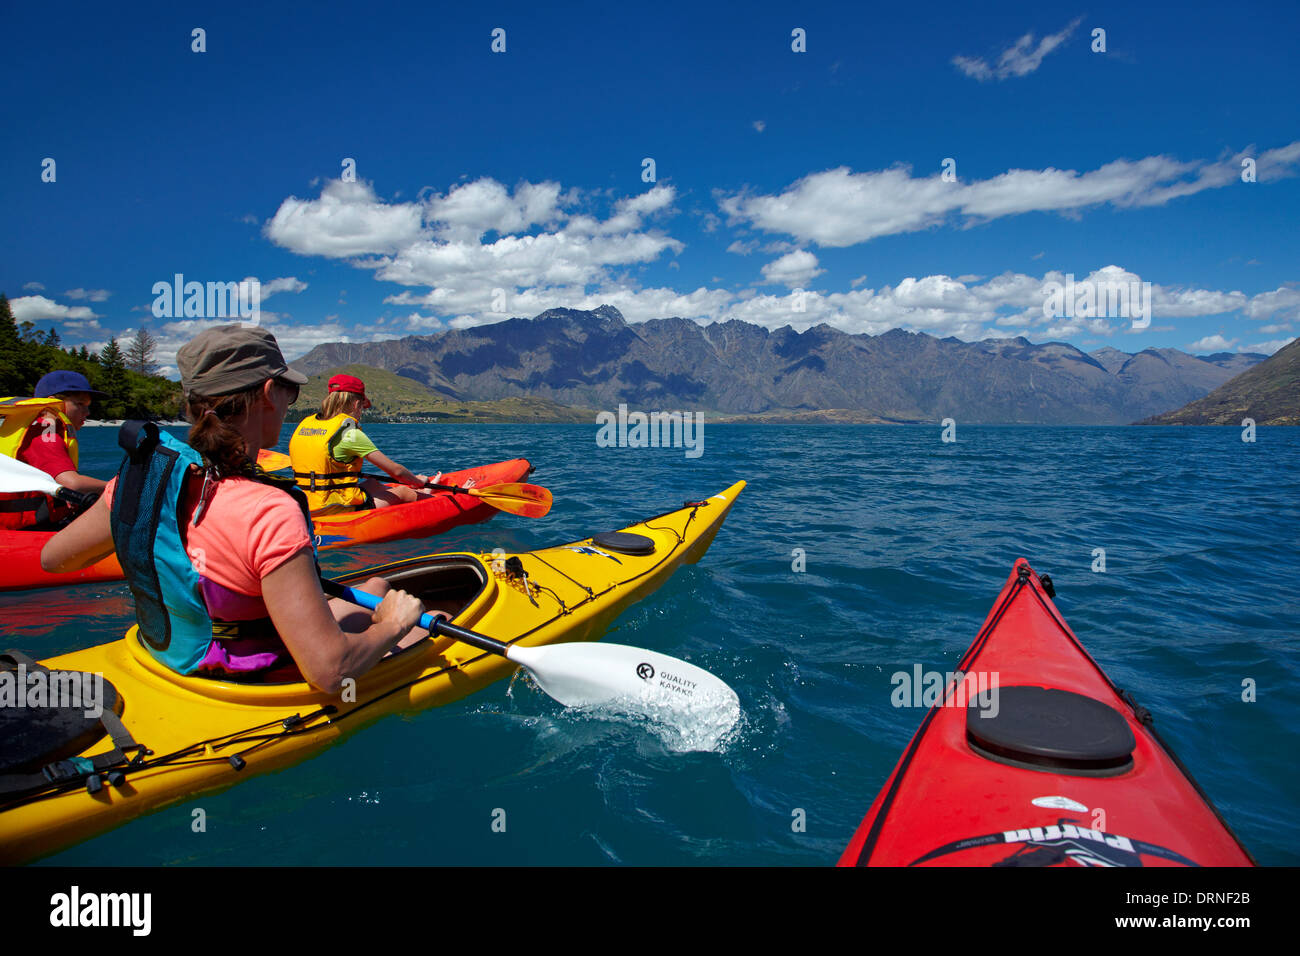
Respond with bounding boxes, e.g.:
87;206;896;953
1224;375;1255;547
0;458;533;592
840;559;1254;867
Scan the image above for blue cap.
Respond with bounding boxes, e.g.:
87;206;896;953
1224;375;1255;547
35;370;109;399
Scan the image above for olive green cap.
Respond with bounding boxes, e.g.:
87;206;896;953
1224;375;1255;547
176;325;308;397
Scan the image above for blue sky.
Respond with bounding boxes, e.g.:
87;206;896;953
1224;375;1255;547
4;1;1298;375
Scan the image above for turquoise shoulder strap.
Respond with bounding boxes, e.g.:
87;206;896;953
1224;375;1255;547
110;422;213;675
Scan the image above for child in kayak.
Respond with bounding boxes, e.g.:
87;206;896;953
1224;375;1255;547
40;325;432;692
0;370;109;529
288;374;432;516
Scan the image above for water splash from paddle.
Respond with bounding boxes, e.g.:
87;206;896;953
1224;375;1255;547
540;682;741;753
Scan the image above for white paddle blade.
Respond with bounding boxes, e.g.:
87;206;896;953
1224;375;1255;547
0;453;64;496
507;641;741;745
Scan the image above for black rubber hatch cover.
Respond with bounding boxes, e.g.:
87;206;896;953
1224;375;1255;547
967;685;1136;776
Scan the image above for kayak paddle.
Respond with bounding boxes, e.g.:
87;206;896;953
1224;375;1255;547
0;454;98;510
323;580;741;745
256;448;552;518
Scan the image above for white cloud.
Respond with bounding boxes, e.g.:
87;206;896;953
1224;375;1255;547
269;177;685;326
133;314;407;374
1242;284;1300;320
1245;336;1296;355
22;281;45;291
405;312;444;331
265;179;426;257
717;142;1300;247
1187;334;1238;352
258;276;309;298
61;318;103;334
370;262;1300;346
761;250;824;287
953;18;1082;81
260;172;1300;350
10;295;99;322
64;288;112;302
720;166;953;246
1259;323;1292;333
425;178;566;242
1044;318;1115;339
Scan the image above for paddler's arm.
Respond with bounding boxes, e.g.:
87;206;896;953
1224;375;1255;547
53;469;107;495
25;419;107;494
262;550;425;694
40;494;115;572
363;450;428;489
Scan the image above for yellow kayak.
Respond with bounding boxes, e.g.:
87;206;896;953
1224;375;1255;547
0;481;744;864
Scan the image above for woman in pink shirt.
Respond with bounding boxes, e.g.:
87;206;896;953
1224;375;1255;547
41;325;429;692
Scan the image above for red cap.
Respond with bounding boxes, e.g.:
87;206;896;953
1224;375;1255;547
327;373;371;408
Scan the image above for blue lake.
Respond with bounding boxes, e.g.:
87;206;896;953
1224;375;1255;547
5;422;1297;865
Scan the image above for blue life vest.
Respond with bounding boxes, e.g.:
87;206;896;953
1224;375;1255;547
110;422;316;676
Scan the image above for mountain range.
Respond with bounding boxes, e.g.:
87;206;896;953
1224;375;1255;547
295;306;1265;425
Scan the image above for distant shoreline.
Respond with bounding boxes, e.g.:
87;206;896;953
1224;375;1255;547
83;419;188;428
79;417;1293;428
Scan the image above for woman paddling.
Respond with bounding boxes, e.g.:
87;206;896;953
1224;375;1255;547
41;325;432;692
288;374;433;516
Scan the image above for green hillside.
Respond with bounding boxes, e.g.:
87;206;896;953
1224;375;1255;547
1141;338;1300;425
288;365;598;423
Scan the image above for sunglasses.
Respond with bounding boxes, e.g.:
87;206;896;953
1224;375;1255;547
274;378;300;406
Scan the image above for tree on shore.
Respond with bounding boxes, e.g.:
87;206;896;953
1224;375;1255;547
125;324;159;376
99;338;130;410
1;293;181;416
0;294;23;393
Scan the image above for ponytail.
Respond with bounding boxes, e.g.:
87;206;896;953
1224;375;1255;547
319;390;360;420
184;384;264;478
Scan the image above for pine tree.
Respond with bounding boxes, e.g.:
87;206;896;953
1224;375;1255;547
125;324;159;376
98;338;129;413
0;294;23;393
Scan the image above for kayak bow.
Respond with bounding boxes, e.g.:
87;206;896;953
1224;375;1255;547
839;560;1254;867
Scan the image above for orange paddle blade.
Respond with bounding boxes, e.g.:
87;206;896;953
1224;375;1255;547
256;448;292;471
458;482;552;519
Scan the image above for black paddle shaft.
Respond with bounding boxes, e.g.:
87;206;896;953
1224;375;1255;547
356;471;472;493
318;577;511;656
56;487;99;510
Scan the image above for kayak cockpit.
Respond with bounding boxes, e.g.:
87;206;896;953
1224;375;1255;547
339;554;490;622
124;555;495;704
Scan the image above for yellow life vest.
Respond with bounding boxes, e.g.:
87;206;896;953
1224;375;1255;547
0;397;79;466
287;413;366;514
0;398;80;528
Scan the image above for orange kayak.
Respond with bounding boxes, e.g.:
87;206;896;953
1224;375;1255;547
0;459;533;592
